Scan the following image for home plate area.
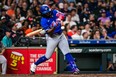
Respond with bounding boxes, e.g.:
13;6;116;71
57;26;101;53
0;74;116;77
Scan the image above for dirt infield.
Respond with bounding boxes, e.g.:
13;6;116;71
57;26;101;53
0;74;116;77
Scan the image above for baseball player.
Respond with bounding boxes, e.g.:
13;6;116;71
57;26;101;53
30;4;80;74
0;42;7;75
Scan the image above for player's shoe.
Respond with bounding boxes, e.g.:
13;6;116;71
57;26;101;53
30;71;35;75
73;68;80;75
30;63;36;75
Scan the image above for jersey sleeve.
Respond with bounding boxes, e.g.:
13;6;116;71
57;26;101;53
52;10;59;16
40;18;50;32
53;10;65;20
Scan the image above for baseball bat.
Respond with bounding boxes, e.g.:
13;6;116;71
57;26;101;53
26;29;43;37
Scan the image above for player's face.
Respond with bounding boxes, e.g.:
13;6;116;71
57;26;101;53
44;12;52;18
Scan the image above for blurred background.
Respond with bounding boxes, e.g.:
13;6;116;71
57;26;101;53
0;0;116;74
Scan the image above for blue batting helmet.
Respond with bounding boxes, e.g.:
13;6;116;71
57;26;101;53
40;5;51;14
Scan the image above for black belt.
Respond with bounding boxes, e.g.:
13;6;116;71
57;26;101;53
54;32;62;35
49;32;62;37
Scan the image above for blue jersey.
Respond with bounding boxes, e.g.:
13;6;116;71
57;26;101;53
40;10;62;34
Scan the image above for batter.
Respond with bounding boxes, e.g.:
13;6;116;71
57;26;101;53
30;4;80;74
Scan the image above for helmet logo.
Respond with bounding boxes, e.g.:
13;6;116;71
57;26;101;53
45;7;48;10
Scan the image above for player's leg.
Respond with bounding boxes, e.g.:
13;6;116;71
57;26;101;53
58;33;80;74
0;55;7;75
35;37;59;65
30;36;59;74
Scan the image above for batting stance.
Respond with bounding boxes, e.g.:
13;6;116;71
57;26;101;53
30;4;80;74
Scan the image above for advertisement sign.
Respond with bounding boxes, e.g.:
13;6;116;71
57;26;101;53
5;49;29;74
29;49;57;74
70;47;116;53
4;47;57;74
68;39;116;44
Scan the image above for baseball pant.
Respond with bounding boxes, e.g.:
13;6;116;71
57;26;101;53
0;55;7;74
45;33;70;59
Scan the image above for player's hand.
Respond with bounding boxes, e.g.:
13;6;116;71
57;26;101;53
56;12;65;20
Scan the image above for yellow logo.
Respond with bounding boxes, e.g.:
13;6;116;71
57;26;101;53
10;51;24;70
